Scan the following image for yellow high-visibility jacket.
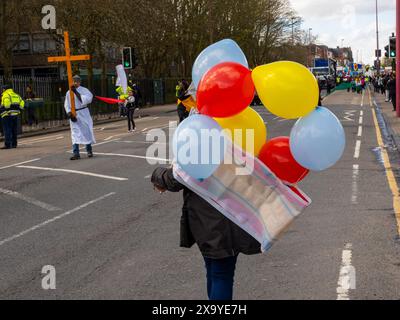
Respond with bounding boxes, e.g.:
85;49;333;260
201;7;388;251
0;89;25;118
116;86;133;101
178;96;197;112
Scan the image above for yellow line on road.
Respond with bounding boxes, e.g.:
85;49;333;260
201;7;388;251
369;89;400;236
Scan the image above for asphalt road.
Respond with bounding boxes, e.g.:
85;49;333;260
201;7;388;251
0;90;400;300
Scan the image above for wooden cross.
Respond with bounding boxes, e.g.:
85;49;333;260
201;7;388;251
48;31;90;117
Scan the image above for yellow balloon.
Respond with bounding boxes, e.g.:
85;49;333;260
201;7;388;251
215;107;267;156
252;61;319;119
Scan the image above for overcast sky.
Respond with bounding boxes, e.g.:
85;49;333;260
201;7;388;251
289;0;396;65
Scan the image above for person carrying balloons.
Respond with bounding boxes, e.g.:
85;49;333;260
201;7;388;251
151;167;261;301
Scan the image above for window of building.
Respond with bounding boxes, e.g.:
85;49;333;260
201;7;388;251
11;34;30;53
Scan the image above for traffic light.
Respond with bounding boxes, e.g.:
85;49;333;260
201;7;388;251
390;36;396;58
122;47;133;69
385;45;389;58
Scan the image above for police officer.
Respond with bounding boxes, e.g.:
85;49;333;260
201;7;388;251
0;84;25;150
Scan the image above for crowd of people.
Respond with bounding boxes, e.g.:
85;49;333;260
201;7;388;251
371;73;397;111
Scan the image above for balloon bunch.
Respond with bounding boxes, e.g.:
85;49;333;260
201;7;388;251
173;39;346;184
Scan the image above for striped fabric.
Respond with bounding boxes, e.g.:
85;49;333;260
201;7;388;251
173;140;312;253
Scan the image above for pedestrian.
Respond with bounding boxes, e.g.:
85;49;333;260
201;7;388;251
177;80;190;123
361;77;366;91
378;76;384;94
0;84;25;149
116;84;132;117
388;74;397;112
64;75;96;160
151;167;261;301
317;78;323;106
125;90;136;132
24;85;38;126
385;74;391;102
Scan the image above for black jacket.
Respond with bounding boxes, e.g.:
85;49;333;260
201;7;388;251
388;79;396;96
152;167;261;259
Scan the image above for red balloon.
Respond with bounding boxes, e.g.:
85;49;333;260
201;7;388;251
197;62;255;118
259;137;310;185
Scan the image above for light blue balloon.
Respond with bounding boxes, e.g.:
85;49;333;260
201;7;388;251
173;115;227;180
192;39;249;89
290;107;346;172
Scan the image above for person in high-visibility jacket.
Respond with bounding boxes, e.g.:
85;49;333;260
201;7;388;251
0;84;25;149
116;85;132;117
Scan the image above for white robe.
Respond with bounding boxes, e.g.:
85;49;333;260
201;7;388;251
64;86;96;145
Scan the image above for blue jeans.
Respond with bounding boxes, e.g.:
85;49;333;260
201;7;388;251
2;116;18;148
73;144;92;157
203;255;238;301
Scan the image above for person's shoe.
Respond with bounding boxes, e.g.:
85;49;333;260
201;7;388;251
1;146;11;150
70;155;81;161
132;128;136;132
87;152;94;158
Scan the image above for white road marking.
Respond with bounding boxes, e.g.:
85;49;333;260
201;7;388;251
104;133;129;141
17;166;128;181
145;175;152;179
92;139;121;147
20;135;64;145
359;116;363;125
361;91;364;107
20;136;64;146
337;243;356;300
354;140;361;159
360;111;364;116
0;188;61;212
351;165;359;204
116;140;167;145
81;152;171;163
0;193;115;247
343;111;356;122
0;159;41;171
357;126;363;137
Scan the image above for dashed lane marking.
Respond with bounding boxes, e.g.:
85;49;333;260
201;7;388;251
357;126;363;137
337;243;356;300
17;166;128;181
354;140;361;159
0;193;116;248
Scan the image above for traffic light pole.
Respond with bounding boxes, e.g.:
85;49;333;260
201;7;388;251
397;0;400;117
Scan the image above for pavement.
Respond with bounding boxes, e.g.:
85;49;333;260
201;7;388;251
1;90;400;300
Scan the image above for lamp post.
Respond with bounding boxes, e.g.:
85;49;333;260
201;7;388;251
376;0;381;73
309;28;313;67
396;0;400;117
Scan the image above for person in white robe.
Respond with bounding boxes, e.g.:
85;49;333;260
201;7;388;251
64;75;96;160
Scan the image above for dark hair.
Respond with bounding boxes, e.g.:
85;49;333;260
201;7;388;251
181;80;189;91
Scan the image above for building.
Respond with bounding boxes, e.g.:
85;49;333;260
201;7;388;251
0;31;121;78
328;47;354;67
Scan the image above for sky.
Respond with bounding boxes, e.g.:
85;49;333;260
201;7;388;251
289;0;396;65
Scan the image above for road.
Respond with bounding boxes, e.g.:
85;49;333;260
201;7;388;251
0;89;400;300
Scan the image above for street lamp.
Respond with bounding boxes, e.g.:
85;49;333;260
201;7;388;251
376;0;381;73
309;28;313;67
